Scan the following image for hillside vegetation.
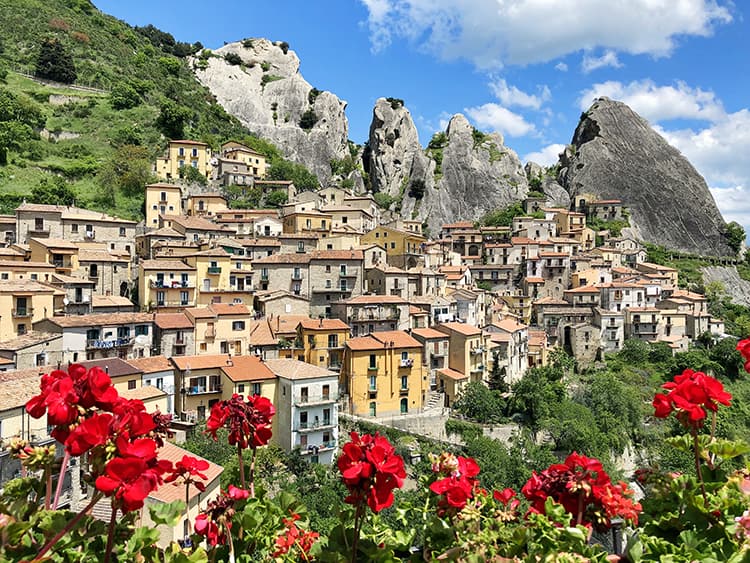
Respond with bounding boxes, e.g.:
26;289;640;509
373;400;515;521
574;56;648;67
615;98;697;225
0;0;313;219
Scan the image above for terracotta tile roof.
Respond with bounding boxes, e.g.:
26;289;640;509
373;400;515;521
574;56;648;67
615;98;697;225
170;139;209;146
171;354;235;371
533;297;568;305
263;359;337;380
148;442;222;504
309;250;364;260
492;318;528;332
127;355;173;374
209;303;250;316
528;330;547;347
0;332;60;351
298;318;350;331
92;295;134;309
590;199;622;205
78;249;129;262
525;277;545;283
144;227;185;238
141;259;193;271
155;313;193;330
344;295;407;305
442;221;474;229
163;215;229;232
221;355;276;382
79;358;143;378
43;312;154;328
437;322;481;336
240;238;282;247
409;306;428;315
29;238;79;250
347;330;421;350
254;290;308;302
411;328;448;340
0;279;58;293
185;307;216;320
50;273;95;285
0;374;46;411
438;367;469;381
120;385;167;401
565;286;600;293
248;319;278;347
269;315;309;337
253;253;311;265
490;332;511;343
539;251;569;258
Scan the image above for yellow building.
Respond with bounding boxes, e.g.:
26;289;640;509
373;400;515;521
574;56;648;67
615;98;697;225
28;238;79;276
221;141;267;178
282;210;332;236
145;183;182;229
184;248;232;294
436;322;488;384
139;259;197;311
172;354;277;427
360;225;426;269
0;279;61;340
279;318;350;371
187;303;252;356
155;140;213;181
500;293;532;324
186;193;228;218
342;330;426;417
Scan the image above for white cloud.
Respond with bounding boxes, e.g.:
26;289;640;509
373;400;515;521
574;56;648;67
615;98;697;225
489;78;550;110
555;62;568;72
464;103;535;137
581;50;623;73
578;80;725;123
358;0;731;68
524;143;567;166
710;186;750;230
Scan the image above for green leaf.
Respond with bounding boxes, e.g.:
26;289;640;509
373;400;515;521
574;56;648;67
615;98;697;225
149;500;186;526
705;438;750;461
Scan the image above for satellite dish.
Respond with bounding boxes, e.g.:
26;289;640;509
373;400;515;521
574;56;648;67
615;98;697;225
134;335;149;346
63;297;70;306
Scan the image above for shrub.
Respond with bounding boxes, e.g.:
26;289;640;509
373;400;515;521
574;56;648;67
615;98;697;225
242;38;254;49
408;178;426;199
260;74;283;87
308;88;321;105
158;56;181;76
278;41;290;54
224;52;242;66
373;192;396;209
179;164;207;186
386;97;404;109
109;82;141;110
71;31;90;44
35;37;77;83
298;109;318;130
266;189;288;207
260;61;270;72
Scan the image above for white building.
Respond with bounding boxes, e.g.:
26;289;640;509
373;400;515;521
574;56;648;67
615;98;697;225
264;359;339;465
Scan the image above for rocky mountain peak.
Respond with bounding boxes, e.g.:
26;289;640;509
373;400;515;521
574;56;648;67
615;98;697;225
193;38;349;185
558;97;732;255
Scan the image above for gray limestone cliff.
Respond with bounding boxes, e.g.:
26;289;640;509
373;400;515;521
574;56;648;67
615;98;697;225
192;39;349;185
558;97;732;256
368;101;528;234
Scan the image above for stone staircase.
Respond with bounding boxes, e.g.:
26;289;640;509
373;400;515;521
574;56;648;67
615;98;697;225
425;391;444;411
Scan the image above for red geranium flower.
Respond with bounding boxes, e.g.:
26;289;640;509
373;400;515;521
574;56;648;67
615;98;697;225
337;432;405;513
273;512;319;559
94;450;169;512
653;368;732;429
165;455;210;492
205;394;275;449
429;454;481;512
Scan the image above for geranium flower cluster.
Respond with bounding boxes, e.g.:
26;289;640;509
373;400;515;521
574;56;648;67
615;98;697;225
428;452;481;512
26;364;172;512
652;368;732;429
165;454;210;492
194;485;249;546
272;512;319;559
521;452;641;530
337;431;406;513
736;338;750;373
206;393;275;449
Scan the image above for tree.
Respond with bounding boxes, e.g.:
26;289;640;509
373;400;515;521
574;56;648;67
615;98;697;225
224;52;242;65
452;382;506;423
0;89;44;165
35;37;76;83
725;221;745;254
178;164;207;186
265;189;288;208
98;145;154;201
488;350;509;392
156;100;193;139
267;159;319;191
31;176;76;206
224;184;262;209
298;109;318;130
110;83;141;110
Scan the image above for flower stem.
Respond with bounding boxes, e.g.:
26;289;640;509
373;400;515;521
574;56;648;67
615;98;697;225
103;503;117;563
32;493;102;562
692;430;708;505
52;451;70;510
248;447;257;498
351;503;364;563
237;443;246;490
44;462;52;510
576;493;584;526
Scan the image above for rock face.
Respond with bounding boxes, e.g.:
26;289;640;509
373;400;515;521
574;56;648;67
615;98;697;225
558;97;731;256
193;39;349;185
702;266;750;307
368;102;528;234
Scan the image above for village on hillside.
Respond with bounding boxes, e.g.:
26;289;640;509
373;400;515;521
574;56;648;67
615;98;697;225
0;138;727;536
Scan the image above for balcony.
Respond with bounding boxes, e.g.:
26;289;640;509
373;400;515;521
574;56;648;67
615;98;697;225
29;227;50;237
207;267;222;275
205;328;216;339
296;420;335;432
339;271;357;278
291;272;304;281
470;346;485;356
84;230;96;240
52;260;72;270
399;386;409;395
399;358;414;368
150;280;194;289
87;337;133;350
350;308;401;321
300;441;337;455
294;393;337;406
260;273;269;281
311;286;352;293
186;384;222;395
12;308;33;318
470;364;485;373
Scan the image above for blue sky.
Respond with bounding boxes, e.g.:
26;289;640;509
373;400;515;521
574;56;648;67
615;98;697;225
95;0;750;230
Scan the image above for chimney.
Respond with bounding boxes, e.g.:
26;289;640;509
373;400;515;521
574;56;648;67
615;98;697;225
319;317;323;327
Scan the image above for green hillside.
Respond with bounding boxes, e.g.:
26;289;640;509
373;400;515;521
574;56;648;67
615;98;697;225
0;0;291;219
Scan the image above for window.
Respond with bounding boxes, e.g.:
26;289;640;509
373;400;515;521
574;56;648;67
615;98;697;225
135;325;148;336
327;334;338;348
89;264;98;278
128;380;136;390
300;411;308;428
401;375;408;390
71;224;78;233
340;264;347;276
178;147;185;156
325;279;332;288
252;383;261;396
297;241;304;252
35;218;44;231
369;354;376;369
232;321;246;331
390;242;396;249
117;327;131;338
369;402;376;416
0;273;6;280
369;374;376;391
339;279;348;291
400;398;408;414
191;148;198;157
119;227;126;237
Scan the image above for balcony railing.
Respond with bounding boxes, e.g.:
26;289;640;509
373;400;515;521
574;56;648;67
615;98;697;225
294;393;337;406
349;308;401;321
87;337;133;349
186;384;222;395
470;346;485;355
470;364;485;373
12;308;33;318
300;441;337;455
399;358;414;368
260;273;269;281
150;280;194;289
205;328;216;339
296;420;334;432
291;272;304;280
207;267;222;275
